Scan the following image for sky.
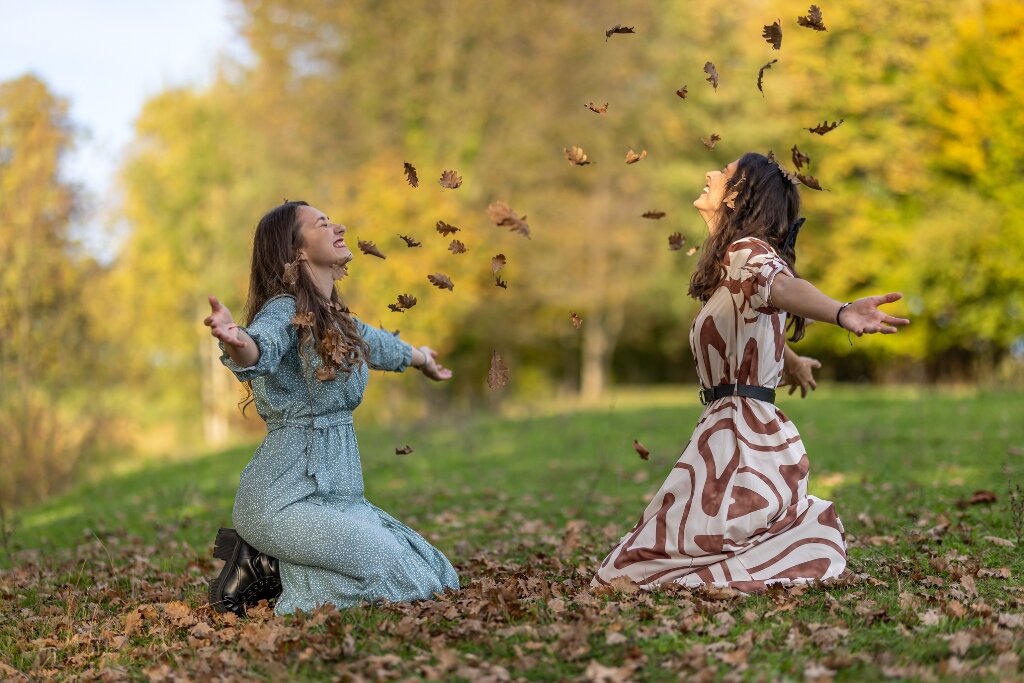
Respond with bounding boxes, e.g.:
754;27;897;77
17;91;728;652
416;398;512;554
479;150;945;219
0;0;249;257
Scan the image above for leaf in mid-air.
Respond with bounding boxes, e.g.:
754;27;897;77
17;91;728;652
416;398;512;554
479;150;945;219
668;232;685;250
487;350;510;389
702;133;721;150
605;24;635;40
570;312;583;330
797;5;826;31
436;220;461;236
438;169;462;189
633;439;651;460
641;211;666;219
427;273;454;291
448;240;467;254
491;254;506;273
791;145;811;170
358;240;386;259
704;61;719;91
403;162;419;188
564;146;592;166
398;234;422;247
486;201;531;238
625;148;648;164
757;59;778;95
585;101;609;114
762;21;782;49
807;119;843;135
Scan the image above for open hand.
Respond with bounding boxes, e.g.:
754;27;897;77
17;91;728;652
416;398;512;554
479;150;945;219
203;296;248;348
781;354;821;398
839;293;910;336
418;346;453;382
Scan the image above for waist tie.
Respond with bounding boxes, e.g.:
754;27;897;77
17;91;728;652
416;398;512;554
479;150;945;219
264;412;354;483
700;383;776;406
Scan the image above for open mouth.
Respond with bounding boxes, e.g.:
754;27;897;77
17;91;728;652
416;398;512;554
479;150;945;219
334;239;347;248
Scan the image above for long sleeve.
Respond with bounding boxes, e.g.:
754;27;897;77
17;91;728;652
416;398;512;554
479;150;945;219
355;318;414;372
219;295;298;381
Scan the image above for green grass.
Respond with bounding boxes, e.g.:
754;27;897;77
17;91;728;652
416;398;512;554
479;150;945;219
2;385;1023;681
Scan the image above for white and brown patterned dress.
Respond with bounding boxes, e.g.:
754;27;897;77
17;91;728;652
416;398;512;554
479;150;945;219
594;237;846;591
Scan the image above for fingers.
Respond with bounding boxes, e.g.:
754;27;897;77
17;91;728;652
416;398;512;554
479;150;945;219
209;295;222;311
871;292;902;305
788;384;797;395
809;359;822;369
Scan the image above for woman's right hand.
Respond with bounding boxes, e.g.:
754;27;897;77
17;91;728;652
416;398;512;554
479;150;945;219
204;296;248;348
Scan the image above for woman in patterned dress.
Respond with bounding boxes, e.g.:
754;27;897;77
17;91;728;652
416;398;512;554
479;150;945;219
593;153;910;591
204;201;459;615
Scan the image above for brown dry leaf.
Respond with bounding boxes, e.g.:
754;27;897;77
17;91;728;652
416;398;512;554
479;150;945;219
668;232;685;250
393;294;416;311
570;312;583;330
807;119;844;135
625;148;647;164
796;173;825;191
495;275;508;289
762;20;782;49
792;145;811;170
403;162;419;188
584;660;632;683
395;445;414;455
955;489;997;508
944;600;967;619
398;234;422;247
983;535;1015;547
448;240;467;254
487;351;510;389
428;273;454;291
486;201;531;238
491;254;506;274
757;59;778;95
316;366;337;381
676;85;688;99
292;310;315;328
585;102;609;114
330;262;348;280
702;133;721;150
641;211;666;219
436;220;461;236
282;254;306;286
704;61;719;91
565;146;592;166
978;566;1011;578
387;303;403;313
797;5;827;31
358;240;386;259
633;439;650;460
438;169;462;189
605;24;635;40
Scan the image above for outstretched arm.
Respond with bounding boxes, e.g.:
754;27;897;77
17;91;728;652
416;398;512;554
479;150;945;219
204;296;260;368
770;274;910;336
410;346;453;382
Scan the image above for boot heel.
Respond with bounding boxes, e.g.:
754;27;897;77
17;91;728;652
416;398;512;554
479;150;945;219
213;528;240;561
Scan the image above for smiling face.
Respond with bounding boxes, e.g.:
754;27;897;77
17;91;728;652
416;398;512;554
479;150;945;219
692;159;739;232
295;204;351;267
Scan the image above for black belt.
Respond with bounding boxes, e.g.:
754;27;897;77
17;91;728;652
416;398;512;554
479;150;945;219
699;383;776;406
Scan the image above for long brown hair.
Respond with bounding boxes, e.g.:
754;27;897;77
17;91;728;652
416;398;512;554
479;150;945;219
688;152;807;341
240;200;370;411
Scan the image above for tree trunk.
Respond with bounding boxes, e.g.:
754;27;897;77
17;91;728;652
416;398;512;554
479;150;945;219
580;306;625;402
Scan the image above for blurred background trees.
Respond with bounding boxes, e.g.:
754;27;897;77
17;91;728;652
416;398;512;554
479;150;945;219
2;0;1022;506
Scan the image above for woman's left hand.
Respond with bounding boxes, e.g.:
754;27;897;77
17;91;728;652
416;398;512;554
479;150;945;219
780;354;821;398
840;293;911;336
417;346;453;381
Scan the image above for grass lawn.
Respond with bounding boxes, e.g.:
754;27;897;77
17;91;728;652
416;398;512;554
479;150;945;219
2;385;1023;681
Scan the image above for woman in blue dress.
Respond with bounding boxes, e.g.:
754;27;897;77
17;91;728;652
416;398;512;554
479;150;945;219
203;200;459;616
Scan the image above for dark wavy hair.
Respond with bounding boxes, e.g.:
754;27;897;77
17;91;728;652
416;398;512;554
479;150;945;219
240;200;370;412
688;152;807;342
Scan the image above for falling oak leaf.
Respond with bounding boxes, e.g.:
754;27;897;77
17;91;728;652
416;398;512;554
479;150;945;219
625;148;647;164
797;4;827;31
387;303;404;313
757;59;778;95
796;172;825;190
398;234;422;247
564;146;592;166
397;294;417;309
395;445;414;455
633;439;651;460
585;102;608;114
427;273;454;291
487;351;510;389
438;169;462;189
676;85;688;99
641;211;666;219
807;119;843;135
448;240;467;254
436;220;460;236
762;20;782;49
491;254;506;273
791;145;811;170
570;312;583;330
668;232;685;250
605;24;635;40
486;201;531;238
686;245;700;255
495;275;508;289
358;240;386;259
292;311;315;327
702;133;721;151
704;61;719;91
403;162;419;188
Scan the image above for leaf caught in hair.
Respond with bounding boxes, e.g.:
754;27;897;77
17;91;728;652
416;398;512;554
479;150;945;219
292;311;315;327
487;350;510;389
605;24;635;40
796;173;825;191
585;101;609;114
807;119;843;135
570;312;583;330
395;445;414;455
491;254;506;274
282;254;306;286
403;162;419;188
316;366;337;381
438;169;463;189
767;150;802;184
564;146;592;166
668;232;685;250
398;234;422;247
436;220;461;236
702;133;721;150
633;439;650;460
448;239;467;254
486;201;531;238
625;148;647;164
676;85;688;99
330;262;349;281
641;211;666;219
762;20;782;49
703;61;719;91
757;59;778;95
495;276;508;289
797;5;827;31
358;240;386;259
428;273;454;291
791;145;811;170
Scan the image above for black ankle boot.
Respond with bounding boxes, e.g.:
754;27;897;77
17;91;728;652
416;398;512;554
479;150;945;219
208;528;282;616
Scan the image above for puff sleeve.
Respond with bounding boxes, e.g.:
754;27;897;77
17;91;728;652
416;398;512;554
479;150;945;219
726;237;792;312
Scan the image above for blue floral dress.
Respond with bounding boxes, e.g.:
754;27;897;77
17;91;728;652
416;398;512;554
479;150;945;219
220;295;459;615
